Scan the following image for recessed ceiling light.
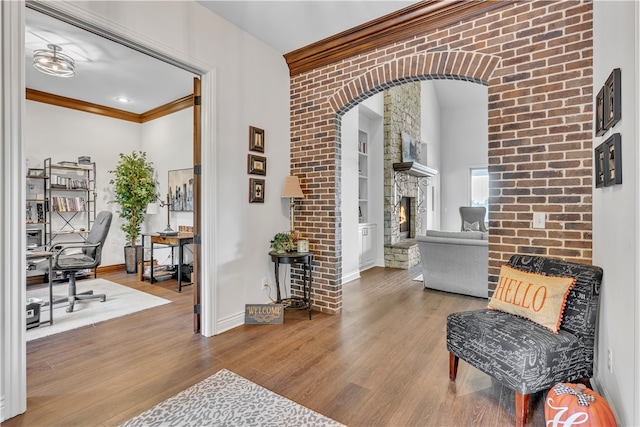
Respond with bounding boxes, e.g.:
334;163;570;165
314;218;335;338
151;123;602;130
115;97;131;103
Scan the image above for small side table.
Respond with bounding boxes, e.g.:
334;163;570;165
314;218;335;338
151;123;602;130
269;251;313;319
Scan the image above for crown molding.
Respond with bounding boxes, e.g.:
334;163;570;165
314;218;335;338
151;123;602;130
284;0;505;76
26;88;192;123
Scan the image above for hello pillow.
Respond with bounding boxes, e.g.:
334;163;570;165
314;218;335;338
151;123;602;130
488;264;576;333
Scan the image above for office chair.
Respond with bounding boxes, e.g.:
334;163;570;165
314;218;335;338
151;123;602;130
459;206;488;232
49;211;113;313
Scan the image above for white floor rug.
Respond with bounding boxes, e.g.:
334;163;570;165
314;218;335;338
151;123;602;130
413;274;423;281
27;278;171;342
120;369;345;427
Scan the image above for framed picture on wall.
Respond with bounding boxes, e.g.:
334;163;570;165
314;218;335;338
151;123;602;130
604;133;622;187
249;126;265;152
168;168;194;211
594;86;606;137
247;154;267;175
249;178;265;203
603;68;621;130
594;141;606;188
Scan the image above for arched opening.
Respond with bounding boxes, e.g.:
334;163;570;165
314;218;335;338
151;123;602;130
289;50;500;314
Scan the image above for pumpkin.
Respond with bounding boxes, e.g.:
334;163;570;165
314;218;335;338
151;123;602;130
545;383;617;427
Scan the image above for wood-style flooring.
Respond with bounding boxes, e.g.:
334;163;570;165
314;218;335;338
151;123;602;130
4;266;547;427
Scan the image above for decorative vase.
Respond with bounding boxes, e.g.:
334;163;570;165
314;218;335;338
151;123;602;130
124;245;142;274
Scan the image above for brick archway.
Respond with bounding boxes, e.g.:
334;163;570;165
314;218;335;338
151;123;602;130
293;51;500;315
290;2;594;315
329;51;501;114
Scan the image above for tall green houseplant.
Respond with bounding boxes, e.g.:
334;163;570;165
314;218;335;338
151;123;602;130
109;151;158;249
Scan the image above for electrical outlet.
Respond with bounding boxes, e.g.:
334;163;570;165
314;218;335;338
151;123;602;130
607;348;613;373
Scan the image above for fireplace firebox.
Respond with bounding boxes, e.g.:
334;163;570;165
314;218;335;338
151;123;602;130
399;197;411;239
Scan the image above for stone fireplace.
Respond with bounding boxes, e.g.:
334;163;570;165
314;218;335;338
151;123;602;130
382;83;425;270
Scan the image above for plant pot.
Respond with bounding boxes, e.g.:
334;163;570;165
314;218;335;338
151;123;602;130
124;245;143;274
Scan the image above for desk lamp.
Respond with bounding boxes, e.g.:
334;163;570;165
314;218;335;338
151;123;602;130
281;176;305;238
159;193;177;235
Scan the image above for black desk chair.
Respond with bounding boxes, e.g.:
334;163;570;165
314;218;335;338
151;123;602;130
49;211;112;313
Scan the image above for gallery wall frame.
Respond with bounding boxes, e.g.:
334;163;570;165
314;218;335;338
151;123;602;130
603;68;621;130
604;133;622;187
594;141;606;188
249;126;265;152
248;154;267;175
249;178;265;203
595;86;606;137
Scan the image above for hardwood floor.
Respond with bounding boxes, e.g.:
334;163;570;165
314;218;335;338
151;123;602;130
5;267;548;427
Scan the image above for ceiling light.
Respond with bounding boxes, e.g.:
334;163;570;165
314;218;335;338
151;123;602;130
33;44;75;78
115;97;131;103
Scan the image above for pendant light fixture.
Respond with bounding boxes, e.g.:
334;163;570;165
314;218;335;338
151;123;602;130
33;44;75;78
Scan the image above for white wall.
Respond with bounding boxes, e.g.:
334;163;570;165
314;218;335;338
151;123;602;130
439;88;488;232
592;1;639;425
25;101;142;266
420;80;442;231
142;107;194;264
25;101;195;268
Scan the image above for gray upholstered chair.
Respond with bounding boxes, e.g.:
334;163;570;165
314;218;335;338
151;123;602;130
446;255;603;427
49;211;113;313
459;206;488;232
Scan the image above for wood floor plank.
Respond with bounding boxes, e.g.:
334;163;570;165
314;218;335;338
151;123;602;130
4;266;549;426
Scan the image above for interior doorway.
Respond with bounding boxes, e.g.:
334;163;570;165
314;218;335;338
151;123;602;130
23;4;207;329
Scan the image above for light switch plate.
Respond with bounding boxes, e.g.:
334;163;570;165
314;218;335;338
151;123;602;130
532;212;546;229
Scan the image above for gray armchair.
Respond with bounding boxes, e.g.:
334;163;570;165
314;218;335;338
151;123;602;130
459;206;488;232
50;211;112;313
446;255;603;427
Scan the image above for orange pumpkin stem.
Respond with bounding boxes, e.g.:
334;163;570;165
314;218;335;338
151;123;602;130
575;383;587;393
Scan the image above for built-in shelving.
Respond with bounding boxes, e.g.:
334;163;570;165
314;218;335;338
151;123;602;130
358;130;368;223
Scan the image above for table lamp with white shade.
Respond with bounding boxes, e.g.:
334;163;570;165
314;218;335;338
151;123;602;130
281;176;305;244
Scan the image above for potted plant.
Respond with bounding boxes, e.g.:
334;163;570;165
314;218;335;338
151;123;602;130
270;232;294;253
109;151;158;273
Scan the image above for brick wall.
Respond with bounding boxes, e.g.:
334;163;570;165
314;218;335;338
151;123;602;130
290;1;593;314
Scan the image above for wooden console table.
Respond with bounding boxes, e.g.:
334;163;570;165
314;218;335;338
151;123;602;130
269;251;313;319
141;233;194;292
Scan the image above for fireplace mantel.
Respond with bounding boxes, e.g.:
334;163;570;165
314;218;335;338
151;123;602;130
393;162;438;177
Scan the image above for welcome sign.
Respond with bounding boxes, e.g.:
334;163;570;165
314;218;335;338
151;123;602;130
245;304;284;324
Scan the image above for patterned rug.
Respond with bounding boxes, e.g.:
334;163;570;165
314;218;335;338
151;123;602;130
121;369;345;427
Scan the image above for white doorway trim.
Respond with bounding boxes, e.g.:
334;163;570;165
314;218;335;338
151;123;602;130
1;1;218;420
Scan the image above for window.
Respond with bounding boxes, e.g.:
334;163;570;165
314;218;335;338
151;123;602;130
470;168;488;222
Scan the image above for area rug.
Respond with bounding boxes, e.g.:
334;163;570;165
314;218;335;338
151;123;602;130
120;369;345;427
26;279;171;342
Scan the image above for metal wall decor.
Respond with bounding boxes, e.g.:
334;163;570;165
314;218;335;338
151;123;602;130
594;133;622;188
594;68;621;137
603;68;621;130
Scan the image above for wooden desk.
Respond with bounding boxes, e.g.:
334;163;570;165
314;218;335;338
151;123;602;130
141;233;194;292
26;251;54;326
269;251;313;319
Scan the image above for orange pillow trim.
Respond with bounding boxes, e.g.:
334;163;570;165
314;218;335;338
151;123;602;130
488;264;576;334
